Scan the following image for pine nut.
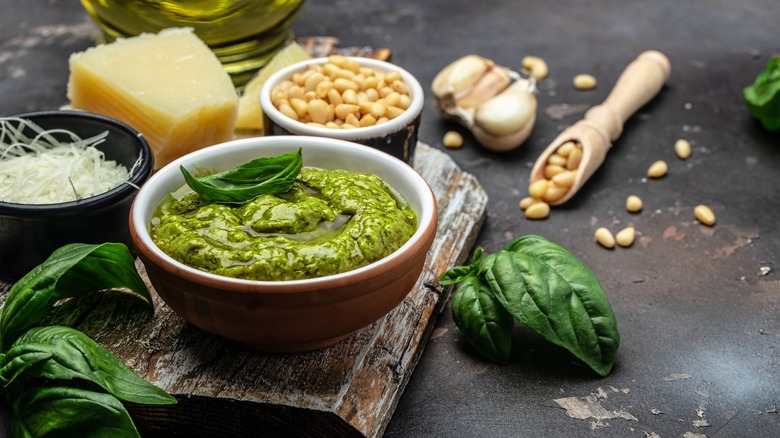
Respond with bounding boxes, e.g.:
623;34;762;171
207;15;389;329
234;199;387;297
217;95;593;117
327;89;343;106
303;72;325;92
647;160;668;178
543;164;566;179
573;74;597;90
278;103;298;121
315;80;333;99
675;139;691;160
357;114;375;127
443;131;464;148
397;94;412;109
694;204;716;226
542;184;568;203
346;113;361;127
595;227;616;249
308;99;329;124
289;98;308;119
547;154;567;166
385;106;405;119
556;141;576;157
385;70;402;83
327;55;348;67
616;227;635;247
521;56;548;79
566;146;583;170
525;201;550;219
528;179;549;199
551;170;575;188
519;196;535;210
626;195;643;213
334;104;359;120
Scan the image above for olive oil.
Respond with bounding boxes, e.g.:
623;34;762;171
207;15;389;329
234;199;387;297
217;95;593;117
80;0;305;87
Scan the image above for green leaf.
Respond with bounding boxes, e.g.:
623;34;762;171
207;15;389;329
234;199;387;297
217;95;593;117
488;235;620;376
0;243;150;352
11;386;140;438
743;57;780;131
451;276;514;363
4;326;176;405
438;247;484;285
181;148;303;203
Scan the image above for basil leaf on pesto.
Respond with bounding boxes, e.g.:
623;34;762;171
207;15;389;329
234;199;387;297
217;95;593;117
181;148;303;203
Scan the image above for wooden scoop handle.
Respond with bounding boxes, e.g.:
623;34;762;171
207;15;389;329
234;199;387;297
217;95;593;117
529;51;671;206
584;50;671;143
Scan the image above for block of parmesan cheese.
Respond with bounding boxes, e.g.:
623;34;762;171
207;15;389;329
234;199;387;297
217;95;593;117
67;28;238;169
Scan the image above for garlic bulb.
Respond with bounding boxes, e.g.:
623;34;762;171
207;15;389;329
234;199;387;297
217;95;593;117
432;55;537;152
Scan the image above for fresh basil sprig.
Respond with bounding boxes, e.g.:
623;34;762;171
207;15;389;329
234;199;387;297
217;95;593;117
744;57;780;132
11;386;140;438
0;243;176;438
181;148;303;203
0;243;151;352
440;235;621;377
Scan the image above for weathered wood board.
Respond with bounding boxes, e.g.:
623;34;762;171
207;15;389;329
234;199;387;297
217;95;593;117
0;142;486;437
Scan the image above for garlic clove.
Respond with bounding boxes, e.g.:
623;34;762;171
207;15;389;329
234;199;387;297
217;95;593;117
432;55;492;101
473;79;537;137
455;66;512;109
471;112;536;152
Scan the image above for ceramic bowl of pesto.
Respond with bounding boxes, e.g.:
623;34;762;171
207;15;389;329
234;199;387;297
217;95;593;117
0;110;153;280
260;57;424;164
129;135;437;352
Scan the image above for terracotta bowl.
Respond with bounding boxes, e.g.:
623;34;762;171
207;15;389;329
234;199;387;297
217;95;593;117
0;110;153;280
129;135;437;352
260;57;424;164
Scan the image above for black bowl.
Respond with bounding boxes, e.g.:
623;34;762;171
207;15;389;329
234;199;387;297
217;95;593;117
0;110;153;280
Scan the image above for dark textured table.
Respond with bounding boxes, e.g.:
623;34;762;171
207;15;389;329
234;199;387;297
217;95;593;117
2;1;779;437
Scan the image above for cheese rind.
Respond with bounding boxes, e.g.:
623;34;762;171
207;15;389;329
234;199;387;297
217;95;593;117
68;28;238;169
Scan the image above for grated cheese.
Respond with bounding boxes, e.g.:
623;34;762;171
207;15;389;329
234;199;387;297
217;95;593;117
0;117;136;204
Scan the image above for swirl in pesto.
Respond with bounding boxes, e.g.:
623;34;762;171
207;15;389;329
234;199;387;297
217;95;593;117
151;167;417;281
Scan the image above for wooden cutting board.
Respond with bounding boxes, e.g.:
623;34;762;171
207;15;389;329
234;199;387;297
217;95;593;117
0;142;487;437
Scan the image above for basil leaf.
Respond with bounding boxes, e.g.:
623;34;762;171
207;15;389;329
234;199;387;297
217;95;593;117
0;345;52;387
452;276;514;363
11;386;140;438
744;57;780;132
488;235;620;376
4;326;176;405
438;247;484;285
181;148;303;203
0;243;150;352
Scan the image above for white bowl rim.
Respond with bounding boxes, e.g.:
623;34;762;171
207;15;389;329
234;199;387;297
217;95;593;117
259;57;424;140
131;135;436;288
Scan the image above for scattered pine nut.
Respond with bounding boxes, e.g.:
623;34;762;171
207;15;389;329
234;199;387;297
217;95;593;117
595;227;616;249
573;74;597;90
647;160;668;178
525;201;550;219
626;195;643;213
616;227;636;247
519;196;535;210
694;204;716;226
675;139;691;160
522;56;548;79
443;131;464;148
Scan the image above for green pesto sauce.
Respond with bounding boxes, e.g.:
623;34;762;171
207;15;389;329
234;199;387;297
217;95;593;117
151;167;418;281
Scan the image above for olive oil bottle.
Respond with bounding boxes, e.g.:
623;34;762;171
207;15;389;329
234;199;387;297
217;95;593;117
80;0;306;87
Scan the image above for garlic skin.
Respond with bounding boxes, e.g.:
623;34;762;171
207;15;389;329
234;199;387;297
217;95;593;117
432;55;538;152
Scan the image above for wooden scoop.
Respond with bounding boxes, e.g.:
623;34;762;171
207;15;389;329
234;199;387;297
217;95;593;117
529;50;671;205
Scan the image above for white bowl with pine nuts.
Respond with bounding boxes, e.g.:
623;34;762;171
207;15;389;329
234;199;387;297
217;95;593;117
260;56;424;164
